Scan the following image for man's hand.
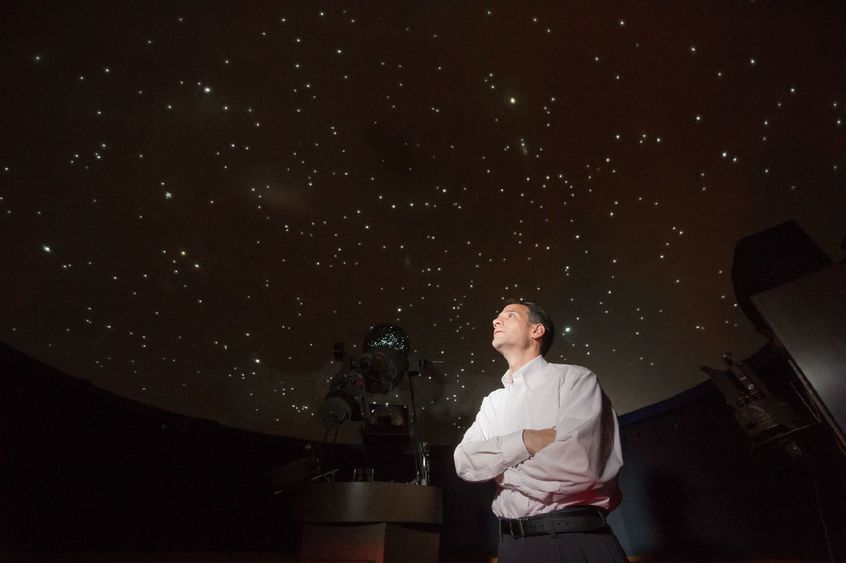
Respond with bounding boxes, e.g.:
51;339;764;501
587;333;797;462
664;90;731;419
522;428;556;455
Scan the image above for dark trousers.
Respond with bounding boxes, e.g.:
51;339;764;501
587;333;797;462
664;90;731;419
498;528;628;563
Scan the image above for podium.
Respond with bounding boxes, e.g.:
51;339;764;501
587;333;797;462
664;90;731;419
292;482;442;563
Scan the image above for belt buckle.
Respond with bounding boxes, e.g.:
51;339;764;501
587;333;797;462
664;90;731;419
503;517;532;537
511;518;526;537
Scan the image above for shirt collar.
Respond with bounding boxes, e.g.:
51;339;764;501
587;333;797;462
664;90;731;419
501;355;547;389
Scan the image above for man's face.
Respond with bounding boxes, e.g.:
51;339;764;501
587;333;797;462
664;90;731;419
491;304;540;353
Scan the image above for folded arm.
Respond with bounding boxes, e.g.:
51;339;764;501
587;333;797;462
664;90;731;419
498;373;621;502
453;397;532;482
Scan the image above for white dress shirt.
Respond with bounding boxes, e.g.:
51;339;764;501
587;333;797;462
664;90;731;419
454;355;623;518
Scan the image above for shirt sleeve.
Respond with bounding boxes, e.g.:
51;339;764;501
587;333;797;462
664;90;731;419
497;370;622;502
453;396;531;482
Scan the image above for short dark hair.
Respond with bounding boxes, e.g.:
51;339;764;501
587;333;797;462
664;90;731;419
505;298;555;356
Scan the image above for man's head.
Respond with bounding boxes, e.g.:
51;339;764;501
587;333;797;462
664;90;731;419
491;299;555;357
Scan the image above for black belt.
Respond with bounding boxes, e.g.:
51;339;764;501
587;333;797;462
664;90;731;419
500;506;608;538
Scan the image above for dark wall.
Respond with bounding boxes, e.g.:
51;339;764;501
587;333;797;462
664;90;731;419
0;343;305;553
615;382;845;559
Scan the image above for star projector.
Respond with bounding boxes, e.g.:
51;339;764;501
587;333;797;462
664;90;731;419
318;323;410;427
361;323;410;393
317;323;431;484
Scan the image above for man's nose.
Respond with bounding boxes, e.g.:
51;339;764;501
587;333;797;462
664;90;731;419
492;317;502;327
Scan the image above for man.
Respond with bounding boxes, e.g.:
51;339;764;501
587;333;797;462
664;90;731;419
454;300;626;562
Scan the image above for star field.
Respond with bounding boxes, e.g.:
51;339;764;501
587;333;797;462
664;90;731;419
2;2;844;443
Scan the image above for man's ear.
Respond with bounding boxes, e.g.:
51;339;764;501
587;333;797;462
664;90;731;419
531;324;545;339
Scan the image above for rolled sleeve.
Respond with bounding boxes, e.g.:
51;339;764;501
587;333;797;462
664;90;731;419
454;428;530;482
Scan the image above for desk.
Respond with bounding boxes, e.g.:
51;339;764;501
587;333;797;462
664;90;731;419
292;482;442;563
